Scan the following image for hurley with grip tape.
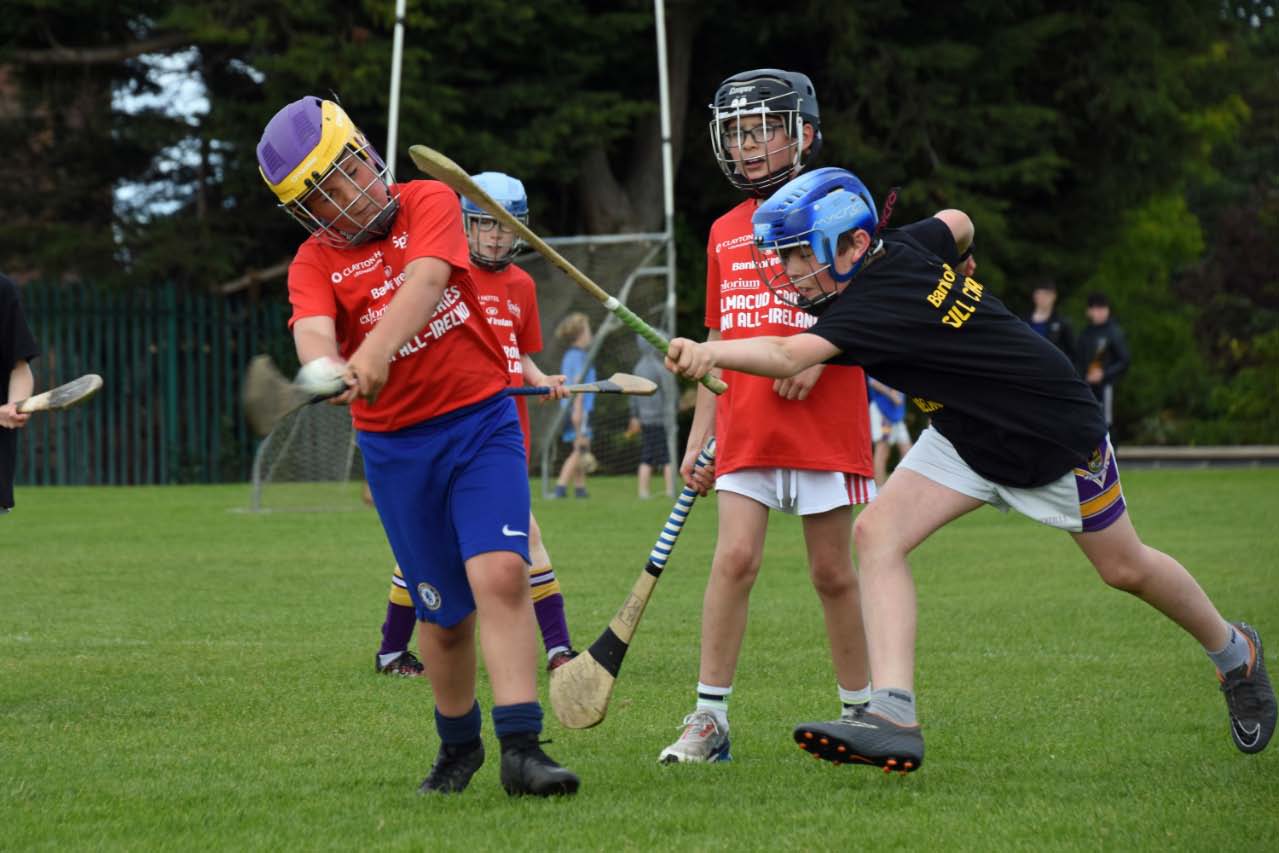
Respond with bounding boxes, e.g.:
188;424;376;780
549;439;717;730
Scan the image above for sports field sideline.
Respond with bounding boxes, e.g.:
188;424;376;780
2;468;1276;850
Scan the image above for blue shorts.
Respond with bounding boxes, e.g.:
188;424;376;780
358;395;531;627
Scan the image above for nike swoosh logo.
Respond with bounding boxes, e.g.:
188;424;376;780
1232;718;1262;747
502;524;528;538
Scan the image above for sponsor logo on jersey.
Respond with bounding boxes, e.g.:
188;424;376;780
715;233;755;252
329;251;385;284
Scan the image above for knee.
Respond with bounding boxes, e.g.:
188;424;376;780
809;558;858;600
1093;549;1152;593
852;507;891;557
474;555;532;602
427;623;471;653
711;544;762;587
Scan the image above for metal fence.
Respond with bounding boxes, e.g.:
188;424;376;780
15;282;293;486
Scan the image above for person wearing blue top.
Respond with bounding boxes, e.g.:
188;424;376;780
867;376;912;487
553;311;595;498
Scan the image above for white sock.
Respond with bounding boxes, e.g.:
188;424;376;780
1206;624;1250;673
839;683;872;709
696;682;731;727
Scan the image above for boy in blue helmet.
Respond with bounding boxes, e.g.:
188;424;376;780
257;97;578;796
375;173;578;677
659;70;875;765
664;166;1275;772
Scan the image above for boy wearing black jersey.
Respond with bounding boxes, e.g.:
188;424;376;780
664;167;1275;772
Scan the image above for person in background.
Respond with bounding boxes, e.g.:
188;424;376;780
0;273;38;515
867;376;913;488
1022;278;1075;359
625;335;675;499
1075;292;1130;430
553;312;595;499
373;172;578;677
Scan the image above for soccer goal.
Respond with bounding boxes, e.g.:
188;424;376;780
247;400;365;512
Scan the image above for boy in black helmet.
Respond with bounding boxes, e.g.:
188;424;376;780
659;70;876;765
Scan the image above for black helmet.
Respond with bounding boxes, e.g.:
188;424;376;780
709;69;822;197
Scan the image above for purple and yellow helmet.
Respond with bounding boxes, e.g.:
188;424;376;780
256;97;398;248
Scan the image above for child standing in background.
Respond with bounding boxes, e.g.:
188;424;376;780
553;311;595;499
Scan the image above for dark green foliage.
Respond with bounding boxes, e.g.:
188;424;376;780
1;0;1275;440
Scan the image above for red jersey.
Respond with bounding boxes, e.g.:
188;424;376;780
471;262;544;455
704;198;873;477
287;181;509;431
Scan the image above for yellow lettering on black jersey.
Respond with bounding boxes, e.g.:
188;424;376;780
925;264;985;330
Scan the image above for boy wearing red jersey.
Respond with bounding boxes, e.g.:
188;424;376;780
257;97;577;797
660;71;875;764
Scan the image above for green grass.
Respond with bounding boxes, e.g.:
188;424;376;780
3;470;1277;850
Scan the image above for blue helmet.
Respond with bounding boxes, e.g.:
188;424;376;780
751;167;878;313
461;171;529;270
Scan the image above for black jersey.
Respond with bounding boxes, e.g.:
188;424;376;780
808;219;1105;488
2;274;40;509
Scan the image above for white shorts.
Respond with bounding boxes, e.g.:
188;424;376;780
896;426;1126;533
869;402;911;446
716;467;876;516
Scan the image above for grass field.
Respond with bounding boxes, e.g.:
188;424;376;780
3;469;1277;850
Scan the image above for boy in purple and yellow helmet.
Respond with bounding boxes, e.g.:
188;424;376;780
257;96;578;797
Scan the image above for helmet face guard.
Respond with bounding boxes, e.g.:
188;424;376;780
748;235;838;315
751;167;878;315
461;172;529;270
709;69;822;197
257;98;399;249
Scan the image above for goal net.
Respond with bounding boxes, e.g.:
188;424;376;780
247;401;365;512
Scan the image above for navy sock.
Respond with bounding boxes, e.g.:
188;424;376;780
492;701;543;743
435;701;482;746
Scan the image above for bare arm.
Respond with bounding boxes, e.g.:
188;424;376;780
0;360;35;429
522;354;568;399
291;316;358;404
666;332;840;382
292;316;342;365
933;209;974;259
347;257;454;400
